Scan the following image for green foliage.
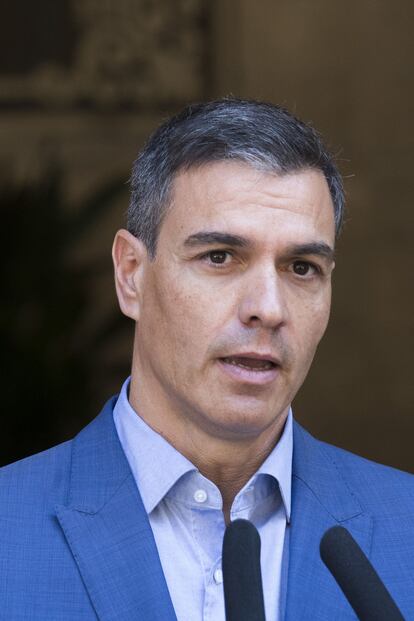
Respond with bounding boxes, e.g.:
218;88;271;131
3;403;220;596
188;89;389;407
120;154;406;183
0;168;132;466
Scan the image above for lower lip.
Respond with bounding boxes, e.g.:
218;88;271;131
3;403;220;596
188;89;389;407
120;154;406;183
217;359;280;385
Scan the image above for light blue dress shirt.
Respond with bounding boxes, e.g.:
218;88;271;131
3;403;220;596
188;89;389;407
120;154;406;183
114;377;292;621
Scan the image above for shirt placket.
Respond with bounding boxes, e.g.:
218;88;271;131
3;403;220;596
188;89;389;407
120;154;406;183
190;479;226;621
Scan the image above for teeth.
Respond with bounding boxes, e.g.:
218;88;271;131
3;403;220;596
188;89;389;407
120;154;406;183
224;357;274;370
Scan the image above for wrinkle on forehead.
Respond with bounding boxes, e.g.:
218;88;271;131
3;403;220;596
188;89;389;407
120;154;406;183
167;161;335;243
180;162;327;204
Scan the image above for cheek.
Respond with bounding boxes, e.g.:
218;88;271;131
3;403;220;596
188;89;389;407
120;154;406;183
144;274;217;361
292;289;332;357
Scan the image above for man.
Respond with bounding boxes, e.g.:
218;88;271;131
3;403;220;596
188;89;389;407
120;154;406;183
1;99;413;620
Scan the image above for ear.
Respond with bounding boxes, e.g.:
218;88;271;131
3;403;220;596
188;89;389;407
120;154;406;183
112;229;148;321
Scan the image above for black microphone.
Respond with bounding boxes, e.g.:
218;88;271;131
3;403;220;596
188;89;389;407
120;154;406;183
222;519;266;621
320;526;405;621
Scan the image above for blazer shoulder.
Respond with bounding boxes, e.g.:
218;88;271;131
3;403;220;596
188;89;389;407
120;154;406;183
0;438;73;513
316;433;414;514
0;398;118;515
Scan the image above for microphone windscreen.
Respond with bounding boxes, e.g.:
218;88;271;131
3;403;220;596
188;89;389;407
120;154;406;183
222;519;266;621
320;526;405;621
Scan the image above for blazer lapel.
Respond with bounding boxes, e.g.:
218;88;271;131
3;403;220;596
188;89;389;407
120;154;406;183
284;422;373;621
55;398;177;621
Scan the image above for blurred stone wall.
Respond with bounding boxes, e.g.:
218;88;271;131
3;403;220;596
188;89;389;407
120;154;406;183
0;0;209;192
1;0;413;469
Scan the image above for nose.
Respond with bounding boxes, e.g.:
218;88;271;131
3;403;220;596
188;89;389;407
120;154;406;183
238;266;287;330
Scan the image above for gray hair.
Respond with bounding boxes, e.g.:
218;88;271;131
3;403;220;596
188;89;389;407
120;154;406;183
128;98;344;258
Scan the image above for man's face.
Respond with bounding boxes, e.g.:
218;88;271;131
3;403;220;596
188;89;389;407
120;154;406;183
131;162;335;440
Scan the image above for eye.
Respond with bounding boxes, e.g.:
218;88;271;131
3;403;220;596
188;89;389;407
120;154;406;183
292;260;317;277
204;250;232;265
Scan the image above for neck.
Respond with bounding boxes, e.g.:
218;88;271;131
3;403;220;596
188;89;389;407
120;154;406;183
128;371;289;520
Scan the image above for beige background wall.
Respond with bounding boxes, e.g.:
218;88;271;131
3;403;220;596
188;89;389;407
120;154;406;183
211;0;414;469
1;0;413;469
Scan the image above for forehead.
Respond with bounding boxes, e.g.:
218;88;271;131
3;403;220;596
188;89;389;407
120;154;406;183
161;161;335;247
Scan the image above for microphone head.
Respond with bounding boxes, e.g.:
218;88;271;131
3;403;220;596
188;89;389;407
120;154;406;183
320;526;404;621
222;519;266;621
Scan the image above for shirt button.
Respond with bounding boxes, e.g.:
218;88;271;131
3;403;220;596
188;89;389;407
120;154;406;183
194;489;208;503
214;568;223;584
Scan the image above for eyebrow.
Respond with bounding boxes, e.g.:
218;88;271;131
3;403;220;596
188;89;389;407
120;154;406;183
183;231;334;261
287;242;335;262
183;231;251;248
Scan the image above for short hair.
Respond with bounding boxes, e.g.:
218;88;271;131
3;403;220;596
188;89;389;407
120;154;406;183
128;98;344;257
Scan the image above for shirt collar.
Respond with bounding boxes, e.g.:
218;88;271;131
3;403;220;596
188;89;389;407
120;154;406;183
114;378;196;514
254;410;292;522
114;377;292;521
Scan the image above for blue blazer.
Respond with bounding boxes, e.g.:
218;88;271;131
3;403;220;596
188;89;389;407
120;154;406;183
1;397;414;620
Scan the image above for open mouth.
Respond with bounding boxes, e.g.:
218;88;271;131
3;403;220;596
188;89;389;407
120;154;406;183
220;356;277;371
